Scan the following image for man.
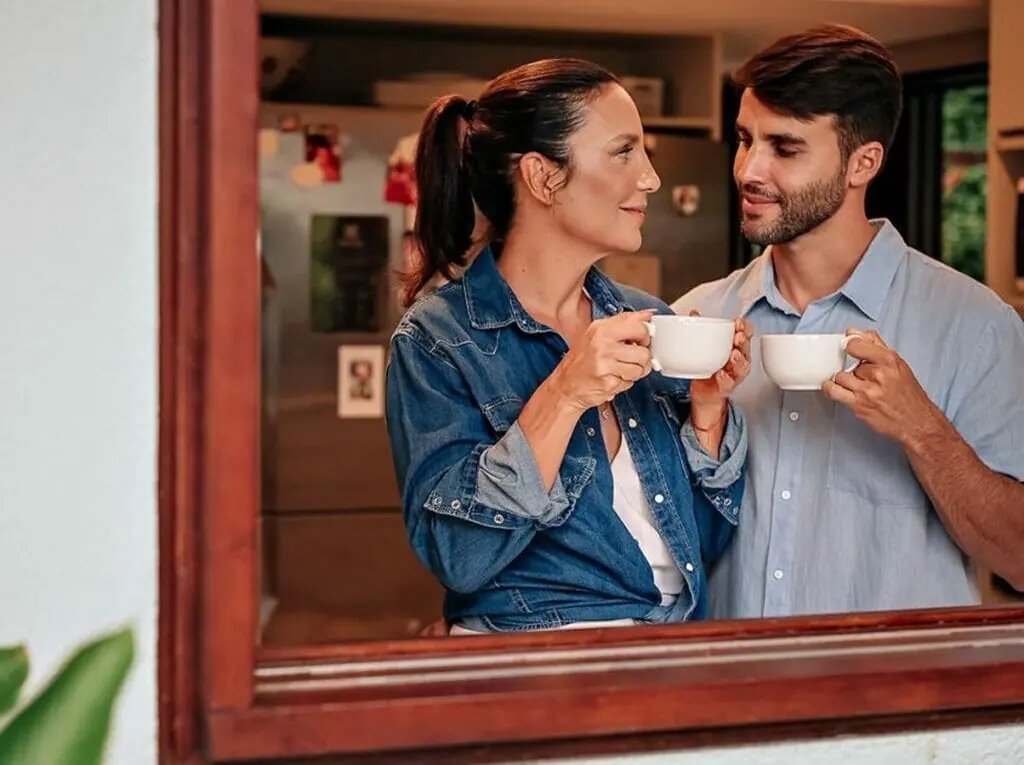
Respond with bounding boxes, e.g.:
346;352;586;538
672;24;1024;619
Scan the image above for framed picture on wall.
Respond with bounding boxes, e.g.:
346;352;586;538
310;215;389;333
337;344;385;419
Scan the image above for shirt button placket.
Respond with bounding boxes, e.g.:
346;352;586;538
765;390;802;616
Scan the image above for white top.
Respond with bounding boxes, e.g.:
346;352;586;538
610;435;682;606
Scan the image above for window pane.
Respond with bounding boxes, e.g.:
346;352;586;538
941;84;988;282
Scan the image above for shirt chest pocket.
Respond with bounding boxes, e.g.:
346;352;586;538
651;378;691;429
826;406;928;508
481;395;597;507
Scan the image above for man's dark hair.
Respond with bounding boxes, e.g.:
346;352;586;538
732;24;903;161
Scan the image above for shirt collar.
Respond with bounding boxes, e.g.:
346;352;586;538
737;219;907;322
461;245;637;332
838;220;907;321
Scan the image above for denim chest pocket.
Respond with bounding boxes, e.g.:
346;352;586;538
481;394;597;508
651;378;691;429
826;406;928;507
654;393;685;429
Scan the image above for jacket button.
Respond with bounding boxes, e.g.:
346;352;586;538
586;427;596;437
493;514;505;525
628;418;638;428
451;499;461;510
654;494;664;504
685;563;694;572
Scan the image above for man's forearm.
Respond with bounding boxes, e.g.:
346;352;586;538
904;405;1024;590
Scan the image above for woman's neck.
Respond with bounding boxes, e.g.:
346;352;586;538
496;222;602;329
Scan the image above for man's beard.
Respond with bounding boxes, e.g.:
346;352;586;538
739;170;846;247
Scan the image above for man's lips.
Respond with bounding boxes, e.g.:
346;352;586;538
741;193;776;214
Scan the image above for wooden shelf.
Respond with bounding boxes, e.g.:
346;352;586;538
266;104;719;135
996;134;1024;152
642;115;716;132
261;15;725;141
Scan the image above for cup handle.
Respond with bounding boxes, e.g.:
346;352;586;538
644;322;662;372
840;334;860;373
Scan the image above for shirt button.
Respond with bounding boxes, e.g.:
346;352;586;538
780;490;791;500
586;427;596;437
451;499;462;510
789;411;799;422
685;563;694;572
654;494;665;504
493;513;505;525
773;569;784;580
628;418;638;429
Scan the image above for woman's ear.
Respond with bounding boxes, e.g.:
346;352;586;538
518;152;564;206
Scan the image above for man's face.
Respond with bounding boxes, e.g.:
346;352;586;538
733;90;849;246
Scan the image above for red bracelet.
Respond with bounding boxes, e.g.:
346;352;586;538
691;404;728;433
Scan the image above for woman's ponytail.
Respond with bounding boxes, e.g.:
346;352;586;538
402;95;477;306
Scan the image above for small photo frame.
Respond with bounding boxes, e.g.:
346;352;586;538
338;345;385;419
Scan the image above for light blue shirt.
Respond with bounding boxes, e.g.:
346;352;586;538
672;220;1024;619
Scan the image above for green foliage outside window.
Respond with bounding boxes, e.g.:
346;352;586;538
941;84;988;282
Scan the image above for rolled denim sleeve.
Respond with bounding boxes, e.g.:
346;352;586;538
386;330;567;594
679;402;748;526
476;422;572;526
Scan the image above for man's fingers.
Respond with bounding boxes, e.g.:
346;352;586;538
831;370;870;393
845;336;889;364
822;378;857;406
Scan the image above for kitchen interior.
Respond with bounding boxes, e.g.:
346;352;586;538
255;0;1024;646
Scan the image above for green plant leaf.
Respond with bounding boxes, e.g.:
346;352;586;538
0;645;29;715
0;627;134;765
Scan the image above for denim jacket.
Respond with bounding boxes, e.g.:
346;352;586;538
385;247;748;632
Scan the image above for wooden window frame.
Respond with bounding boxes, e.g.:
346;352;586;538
158;1;1024;762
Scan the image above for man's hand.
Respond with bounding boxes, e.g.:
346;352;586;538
822;329;943;448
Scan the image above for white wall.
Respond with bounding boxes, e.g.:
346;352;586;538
0;2;1019;765
0;1;157;764
546;724;1024;765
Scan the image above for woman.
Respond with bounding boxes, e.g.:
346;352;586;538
385;58;752;634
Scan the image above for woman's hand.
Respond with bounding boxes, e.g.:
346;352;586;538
552;309;655;413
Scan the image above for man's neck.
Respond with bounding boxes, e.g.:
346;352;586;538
769;212;879;314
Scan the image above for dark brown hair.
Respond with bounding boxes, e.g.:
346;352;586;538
402;58;618;305
732;24;903;161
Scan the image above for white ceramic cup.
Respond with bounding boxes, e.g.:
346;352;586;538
760;333;859;391
644;315;735;379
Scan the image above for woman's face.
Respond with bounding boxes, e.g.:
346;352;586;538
550;83;661;255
